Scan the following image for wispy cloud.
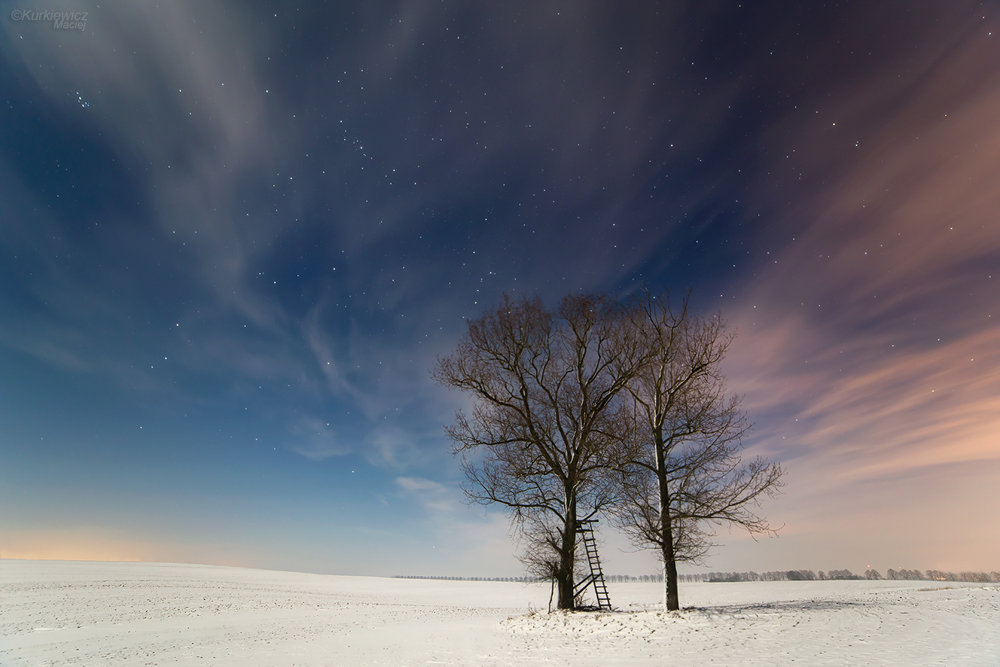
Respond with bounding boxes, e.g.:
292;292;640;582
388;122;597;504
286;417;349;461
396;476;459;514
393;475;526;574
712;16;1000;569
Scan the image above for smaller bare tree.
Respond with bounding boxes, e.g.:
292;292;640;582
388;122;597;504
610;291;784;611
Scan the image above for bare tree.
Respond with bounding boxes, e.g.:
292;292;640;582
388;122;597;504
610;292;784;611
433;293;642;610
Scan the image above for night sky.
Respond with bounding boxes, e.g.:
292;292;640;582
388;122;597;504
2;1;998;577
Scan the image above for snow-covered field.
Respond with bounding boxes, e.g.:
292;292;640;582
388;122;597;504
2;560;997;666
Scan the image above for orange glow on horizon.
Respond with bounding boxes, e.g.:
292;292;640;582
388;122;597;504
0;529;248;569
1;529;152;563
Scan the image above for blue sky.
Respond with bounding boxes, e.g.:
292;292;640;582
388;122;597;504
2;1;999;576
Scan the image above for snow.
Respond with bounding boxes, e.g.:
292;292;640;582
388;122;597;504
2;560;997;666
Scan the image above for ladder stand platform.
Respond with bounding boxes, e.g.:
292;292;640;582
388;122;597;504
574;519;612;611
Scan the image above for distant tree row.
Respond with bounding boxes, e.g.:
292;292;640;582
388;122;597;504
395;570;1000;583
688;569;1000;583
393;575;542;582
827;569;864;580
605;574;665;583
885;568;924;580
917;570;1000;582
702;570;823;582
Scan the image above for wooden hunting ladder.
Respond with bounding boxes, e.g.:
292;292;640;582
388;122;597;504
574;519;612;610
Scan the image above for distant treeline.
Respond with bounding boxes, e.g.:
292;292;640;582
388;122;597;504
698;569;1000;583
395;570;1000;583
395;574;670;583
393;575;540;582
605;574;664;583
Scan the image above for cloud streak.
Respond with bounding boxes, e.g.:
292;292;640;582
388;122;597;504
715;11;1000;569
286;417;349;461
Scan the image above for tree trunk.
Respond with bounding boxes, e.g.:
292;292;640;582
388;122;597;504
656;436;680;611
557;490;578;610
662;538;679;611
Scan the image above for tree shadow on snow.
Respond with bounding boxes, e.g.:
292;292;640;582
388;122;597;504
683;599;867;616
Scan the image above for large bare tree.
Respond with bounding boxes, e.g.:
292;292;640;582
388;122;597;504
611;292;784;611
433;293;642;610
